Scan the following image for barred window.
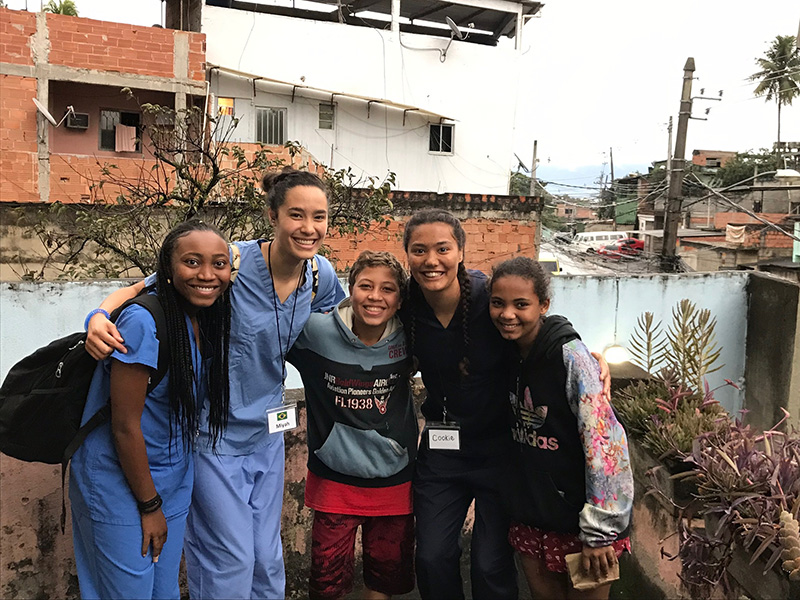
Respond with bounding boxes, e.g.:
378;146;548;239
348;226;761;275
256;107;287;145
319;103;335;130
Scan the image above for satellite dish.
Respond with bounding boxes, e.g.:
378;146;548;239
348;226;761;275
32;99;75;127
32;98;58;127
445;16;465;40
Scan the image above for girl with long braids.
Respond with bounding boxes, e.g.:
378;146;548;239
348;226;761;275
83;170;345;599
401;208;611;600
69;220;232;599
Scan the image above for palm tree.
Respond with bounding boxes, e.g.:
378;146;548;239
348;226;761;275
43;1;79;16
750;35;800;145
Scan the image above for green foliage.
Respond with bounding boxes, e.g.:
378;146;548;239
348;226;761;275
750;35;800;143
628;312;668;377
43;0;78;16
16;101;395;279
508;171;565;231
627;299;723;392
612;379;668;437
715;150;782;188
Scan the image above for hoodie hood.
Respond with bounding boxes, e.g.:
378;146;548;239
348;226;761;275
526;315;580;364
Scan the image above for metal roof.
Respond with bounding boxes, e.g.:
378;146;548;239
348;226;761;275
205;0;543;45
209;64;453;121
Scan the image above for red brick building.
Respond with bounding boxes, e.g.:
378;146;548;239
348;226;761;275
0;8;539;276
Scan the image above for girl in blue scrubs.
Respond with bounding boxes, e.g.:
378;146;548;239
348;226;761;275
70;221;232;599
83;170;345;599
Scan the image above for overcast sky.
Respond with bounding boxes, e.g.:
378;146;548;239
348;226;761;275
8;0;799;194
517;1;800;190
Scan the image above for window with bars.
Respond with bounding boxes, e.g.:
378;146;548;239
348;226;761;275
99;109;140;152
429;123;453;154
256;107;287;145
319;103;335;130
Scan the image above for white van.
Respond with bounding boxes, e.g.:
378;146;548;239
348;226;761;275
570;231;629;252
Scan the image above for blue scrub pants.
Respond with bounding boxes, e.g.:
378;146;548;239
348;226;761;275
413;446;518;600
71;508;187;600
184;434;286;599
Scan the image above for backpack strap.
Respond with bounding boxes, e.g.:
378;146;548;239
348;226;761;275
59;291;169;532
311;256;319;300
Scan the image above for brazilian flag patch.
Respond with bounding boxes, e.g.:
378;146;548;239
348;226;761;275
276;411;288;421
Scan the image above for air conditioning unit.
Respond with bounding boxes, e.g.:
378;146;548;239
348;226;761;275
65;112;89;130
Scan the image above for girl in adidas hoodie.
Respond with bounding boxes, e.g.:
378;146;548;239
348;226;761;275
488;256;633;600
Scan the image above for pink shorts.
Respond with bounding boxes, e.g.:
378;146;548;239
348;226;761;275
509;522;631;573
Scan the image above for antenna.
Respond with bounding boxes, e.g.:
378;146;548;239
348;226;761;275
445;16;465;40
32;98;75;127
440;16;465;62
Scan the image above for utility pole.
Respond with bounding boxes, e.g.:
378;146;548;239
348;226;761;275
530;140;541;258
609;147;616;230
661;57;695;272
665;116;673;188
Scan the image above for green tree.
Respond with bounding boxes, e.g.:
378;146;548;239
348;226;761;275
43;1;79;16
508;171;565;231
715;150;781;188
15;102;394;279
749;34;800;144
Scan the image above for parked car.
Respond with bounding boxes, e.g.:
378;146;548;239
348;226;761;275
538;252;561;275
597;238;644;259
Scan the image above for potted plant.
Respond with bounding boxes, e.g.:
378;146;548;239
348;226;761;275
669;412;800;600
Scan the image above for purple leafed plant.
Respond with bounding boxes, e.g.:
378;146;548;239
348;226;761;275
669;409;800;598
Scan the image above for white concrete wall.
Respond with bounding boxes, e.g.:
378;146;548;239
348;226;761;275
549;272;749;414
203;6;520;194
2;272;749;412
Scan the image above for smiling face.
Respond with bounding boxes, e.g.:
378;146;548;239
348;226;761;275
269;185;329;262
405;222;464;297
170;230;231;312
349;265;402;344
489;274;551;353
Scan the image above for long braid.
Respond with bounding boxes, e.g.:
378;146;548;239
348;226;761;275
157;247;199;450
456;262;471;378
199;286;231;448
156;220;232;451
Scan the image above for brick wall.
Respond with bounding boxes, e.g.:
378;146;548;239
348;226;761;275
324;216;538;271
0;75;38;203
0;8;35;66
45;12;205;79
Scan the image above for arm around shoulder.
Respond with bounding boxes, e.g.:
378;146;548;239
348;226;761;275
85;280;146;359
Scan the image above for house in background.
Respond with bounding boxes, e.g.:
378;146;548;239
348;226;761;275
0;9;208;206
163;0;543;194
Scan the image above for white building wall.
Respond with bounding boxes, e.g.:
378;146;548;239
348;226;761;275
202;6;521;194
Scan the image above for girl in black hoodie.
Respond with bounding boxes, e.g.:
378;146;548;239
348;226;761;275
488;257;633;600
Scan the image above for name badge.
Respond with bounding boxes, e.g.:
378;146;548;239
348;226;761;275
267;404;298;433
427;422;461;451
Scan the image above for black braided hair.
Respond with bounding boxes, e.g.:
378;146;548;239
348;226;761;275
488;256;552;305
402;208;471;378
261;167;330;214
156;220;232;451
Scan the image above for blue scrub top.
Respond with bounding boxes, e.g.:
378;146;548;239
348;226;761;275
70;303;199;525
147;240;345;455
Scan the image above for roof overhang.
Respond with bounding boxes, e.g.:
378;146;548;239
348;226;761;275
208;63;454;122
205;0;543;45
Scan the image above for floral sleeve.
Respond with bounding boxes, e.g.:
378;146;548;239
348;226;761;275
563;339;634;547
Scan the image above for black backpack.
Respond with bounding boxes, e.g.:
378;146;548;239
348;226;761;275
0;292;170;529
0;292;169;464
